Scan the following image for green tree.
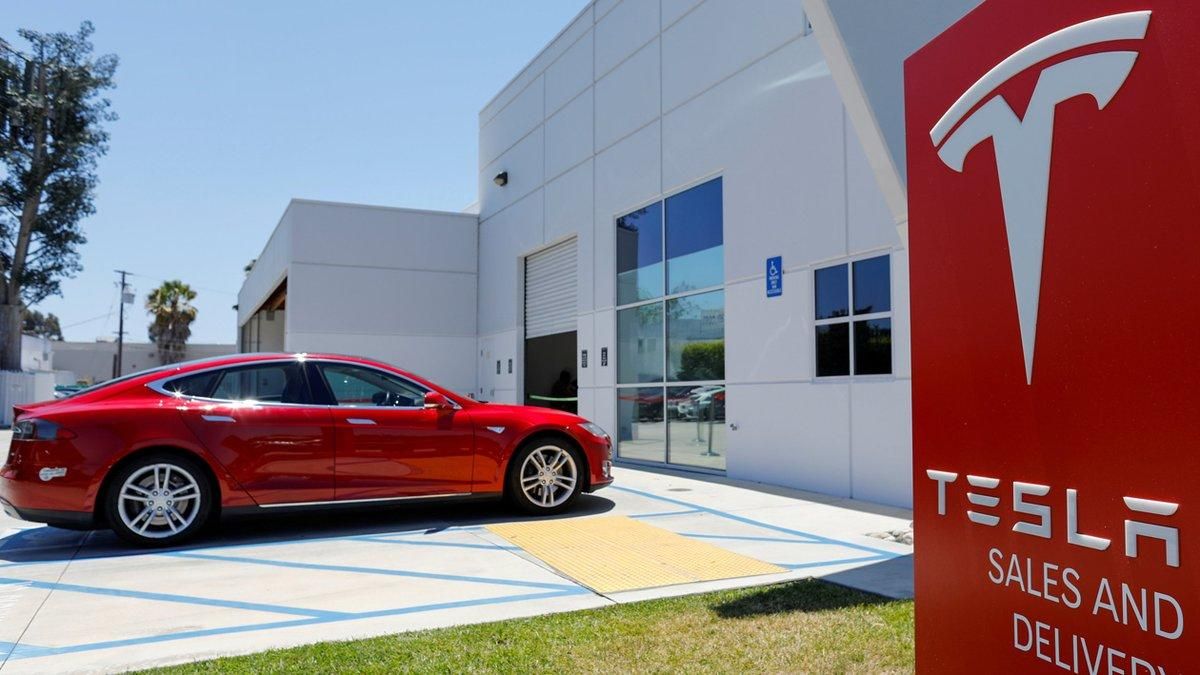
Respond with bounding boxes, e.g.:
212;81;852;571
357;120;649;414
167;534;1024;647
676;340;724;381
146;280;197;364
21;308;61;340
0;22;117;369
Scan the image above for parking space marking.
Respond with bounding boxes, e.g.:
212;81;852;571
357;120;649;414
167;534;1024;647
0;577;345;619
162;551;580;592
3;588;588;661
611;486;901;559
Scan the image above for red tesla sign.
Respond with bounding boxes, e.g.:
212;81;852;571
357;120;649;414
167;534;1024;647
907;1;1200;671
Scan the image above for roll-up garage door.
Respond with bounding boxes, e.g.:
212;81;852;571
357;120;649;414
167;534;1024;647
524;238;577;339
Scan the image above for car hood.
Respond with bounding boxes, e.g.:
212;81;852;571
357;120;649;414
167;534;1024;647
476;402;586;425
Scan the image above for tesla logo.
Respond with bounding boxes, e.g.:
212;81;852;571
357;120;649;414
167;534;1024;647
930;11;1150;383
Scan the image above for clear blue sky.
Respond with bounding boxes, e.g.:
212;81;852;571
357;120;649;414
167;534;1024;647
5;1;585;344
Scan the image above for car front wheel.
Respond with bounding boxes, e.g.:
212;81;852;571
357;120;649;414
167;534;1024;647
508;440;583;514
104;453;213;547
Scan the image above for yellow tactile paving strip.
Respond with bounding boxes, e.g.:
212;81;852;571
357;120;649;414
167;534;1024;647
487;516;787;594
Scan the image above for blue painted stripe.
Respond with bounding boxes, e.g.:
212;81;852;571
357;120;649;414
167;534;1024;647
352;536;519;551
163;551;580;592
611;486;900;558
628;509;703;518
677;532;820;544
0;577;345;619
4;588;589;660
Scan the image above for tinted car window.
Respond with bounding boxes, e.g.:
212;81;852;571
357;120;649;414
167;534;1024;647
161;371;220;398
319;364;427;407
208;363;307;403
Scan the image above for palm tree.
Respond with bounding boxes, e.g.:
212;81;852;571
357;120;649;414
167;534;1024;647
146;280;197;364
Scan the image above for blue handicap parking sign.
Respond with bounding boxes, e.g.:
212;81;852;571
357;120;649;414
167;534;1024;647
766;256;783;297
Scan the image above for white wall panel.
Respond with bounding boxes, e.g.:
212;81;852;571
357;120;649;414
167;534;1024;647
477;329;519;402
662;0;808;111
726;381;851;497
478;192;545;336
546;30;594;115
592;308;616;388
594;39;660;151
479;76;544;168
576;312;596;389
287;263;476;337
846;109;900;252
287;332;477;395
290;202;477;273
594;121;661;309
592;385;617;440
724;273;813;384
662;0;703;28
850;379;912;507
545;88;594;179
594;0;660;78
663;38;844;279
479;128;544;220
890;248;912;380
545;159;594;244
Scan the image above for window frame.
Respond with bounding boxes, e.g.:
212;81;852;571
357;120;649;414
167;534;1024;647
813;252;895;379
613;173;726;473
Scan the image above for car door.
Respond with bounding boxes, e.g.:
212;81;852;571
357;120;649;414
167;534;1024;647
172;360;335;505
309;361;475;500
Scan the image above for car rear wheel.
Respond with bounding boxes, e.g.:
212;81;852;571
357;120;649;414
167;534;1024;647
104;453;213;547
507;440;583;515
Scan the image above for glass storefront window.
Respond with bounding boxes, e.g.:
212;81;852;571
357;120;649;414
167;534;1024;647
616;202;664;305
814;255;892;377
815;263;849;319
617;303;664;384
666;178;723;294
854;318;892;375
667;290;724;382
853;255;891;315
667;384;726;471
615;178;725;471
617;387;666;464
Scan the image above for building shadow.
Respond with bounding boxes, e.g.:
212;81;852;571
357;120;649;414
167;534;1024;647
0;493;617;565
712;575;910;619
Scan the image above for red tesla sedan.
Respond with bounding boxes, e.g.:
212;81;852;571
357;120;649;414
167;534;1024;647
0;353;613;546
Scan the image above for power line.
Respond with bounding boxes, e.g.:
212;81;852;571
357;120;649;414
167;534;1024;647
60;310;113;329
125;272;237;297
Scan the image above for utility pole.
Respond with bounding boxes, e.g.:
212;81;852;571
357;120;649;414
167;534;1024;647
115;270;130;377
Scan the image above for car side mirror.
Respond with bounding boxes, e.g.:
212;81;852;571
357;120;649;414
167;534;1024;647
424;391;452;410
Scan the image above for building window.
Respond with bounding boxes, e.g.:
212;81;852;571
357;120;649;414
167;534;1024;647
616;177;725;471
814;255;892;377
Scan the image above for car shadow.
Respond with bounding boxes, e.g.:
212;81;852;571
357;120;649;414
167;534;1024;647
0;494;617;566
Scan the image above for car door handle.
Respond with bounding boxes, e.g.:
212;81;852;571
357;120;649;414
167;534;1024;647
346;418;377;425
201;415;236;423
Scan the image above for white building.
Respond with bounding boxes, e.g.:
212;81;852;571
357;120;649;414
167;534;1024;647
237;0;956;508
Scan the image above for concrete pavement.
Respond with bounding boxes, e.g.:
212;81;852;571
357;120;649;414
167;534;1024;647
0;435;912;673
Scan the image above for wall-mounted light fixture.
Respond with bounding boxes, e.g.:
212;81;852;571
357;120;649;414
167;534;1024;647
493;171;508;187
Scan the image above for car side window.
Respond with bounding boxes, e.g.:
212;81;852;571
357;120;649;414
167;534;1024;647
318;363;427;407
161;371;220;398
208;364;307;403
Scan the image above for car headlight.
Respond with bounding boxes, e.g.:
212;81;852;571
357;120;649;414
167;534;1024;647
13;418;66;441
578;422;610;440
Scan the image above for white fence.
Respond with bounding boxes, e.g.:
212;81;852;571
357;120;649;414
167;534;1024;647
0;371;56;427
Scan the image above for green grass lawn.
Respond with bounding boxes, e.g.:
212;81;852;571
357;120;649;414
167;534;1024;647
148;580;913;674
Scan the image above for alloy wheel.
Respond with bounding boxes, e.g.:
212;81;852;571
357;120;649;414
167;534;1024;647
116;463;203;539
519;445;578;508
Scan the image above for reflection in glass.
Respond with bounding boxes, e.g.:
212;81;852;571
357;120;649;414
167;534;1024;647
815;264;849;319
854;319;892;375
667;385;726;470
667;290;724;382
617;304;664;384
617;387;666;463
853;255;891;315
666;178;723;294
616;203;664;305
816;323;850;376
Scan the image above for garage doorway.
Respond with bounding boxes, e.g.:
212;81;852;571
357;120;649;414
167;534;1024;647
524;238;577;413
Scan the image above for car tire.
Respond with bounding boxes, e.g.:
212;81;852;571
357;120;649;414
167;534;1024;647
507;438;585;515
104;453;215;547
